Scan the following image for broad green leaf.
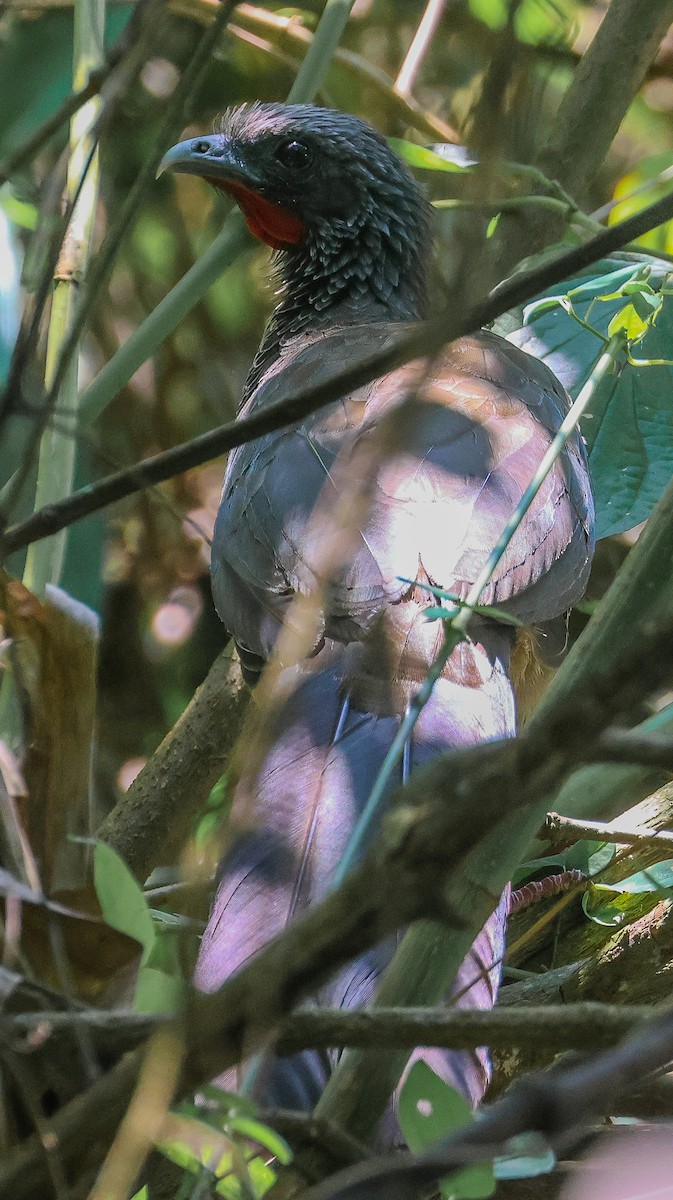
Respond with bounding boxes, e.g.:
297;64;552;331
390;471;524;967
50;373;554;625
0;8;132;162
399;1063;495;1199
513;841;614;887
216;1155;276;1199
158;1136;203;1174
468;0;576;44
130;1189;149;1200
0;191;38;231
197;1086;258;1119
608;860;673;893
607;302;649;342
582;881;669;927
93;841;155;954
499;252;673;538
514;0;577;46
512;853;566;886
564;840;615;876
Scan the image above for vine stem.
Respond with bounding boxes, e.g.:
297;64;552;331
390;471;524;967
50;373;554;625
331;331;626;888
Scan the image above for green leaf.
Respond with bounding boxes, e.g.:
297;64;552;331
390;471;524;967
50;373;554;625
564;840;615;876
93;842;155;955
197;1086;258;1120
581;878;670;927
607;302;649;342
499;252;673;538
130;1189;149;1200
399;1063;495;1199
609;153;673;255
0;191;38;231
514;0;577;46
158;1136;202;1174
399;1062;472;1154
135;927;185;1014
486;214;501;239
494;1135;556;1179
468;0;577;45
609;860;673;893
389;139;473;174
227;1117;293;1164
216;1156;276;1199
468;0;508;31
512;853;567;886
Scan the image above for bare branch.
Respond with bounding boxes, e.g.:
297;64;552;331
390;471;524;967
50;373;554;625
545;810;673;850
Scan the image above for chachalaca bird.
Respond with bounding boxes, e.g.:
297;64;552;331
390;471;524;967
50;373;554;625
160;103;595;1125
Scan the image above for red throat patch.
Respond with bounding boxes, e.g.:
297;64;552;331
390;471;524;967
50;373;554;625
208;178;305;250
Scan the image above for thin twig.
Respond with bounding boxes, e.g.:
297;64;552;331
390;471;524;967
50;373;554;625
394;0;448;98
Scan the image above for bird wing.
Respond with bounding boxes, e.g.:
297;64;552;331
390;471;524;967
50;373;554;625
211;325;594;657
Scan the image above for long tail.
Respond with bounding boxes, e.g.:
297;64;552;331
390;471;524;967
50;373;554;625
195;624;516;1124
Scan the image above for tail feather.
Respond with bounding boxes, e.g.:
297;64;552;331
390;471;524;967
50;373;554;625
195;634;515;1124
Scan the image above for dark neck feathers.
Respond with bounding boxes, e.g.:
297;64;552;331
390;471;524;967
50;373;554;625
243;168;431;403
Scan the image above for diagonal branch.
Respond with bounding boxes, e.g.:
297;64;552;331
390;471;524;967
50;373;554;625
5;183;673;561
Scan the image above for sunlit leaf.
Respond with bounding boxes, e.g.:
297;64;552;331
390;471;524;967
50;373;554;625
582;878;671;927
468;0;508;31
564;840;615;876
390;139;474;173
500;252;673;537
607;301;649;342
227;1117;293;1165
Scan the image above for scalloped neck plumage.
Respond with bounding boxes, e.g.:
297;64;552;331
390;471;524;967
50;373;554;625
241;192;431;406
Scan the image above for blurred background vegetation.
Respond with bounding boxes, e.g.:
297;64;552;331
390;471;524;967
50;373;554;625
1;0;672;825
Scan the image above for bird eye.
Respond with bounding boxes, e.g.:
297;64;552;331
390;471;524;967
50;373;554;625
275;139;312;169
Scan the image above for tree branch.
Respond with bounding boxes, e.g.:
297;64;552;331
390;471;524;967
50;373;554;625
544;810;673;850
9;1001;652;1058
299;1005;673;1200
96;650;247;881
539;0;673;200
6;184;673;560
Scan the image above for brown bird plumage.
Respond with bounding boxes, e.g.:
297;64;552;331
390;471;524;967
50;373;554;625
161;103;594;1129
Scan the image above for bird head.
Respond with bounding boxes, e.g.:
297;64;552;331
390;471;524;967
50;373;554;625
159;103;430;320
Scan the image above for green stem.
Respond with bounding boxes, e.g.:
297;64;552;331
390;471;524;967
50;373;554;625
78;0;356;429
318;332;627;1142
286;0;354;103
434;195;578;219
22;0;105;595
80;219;250;424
